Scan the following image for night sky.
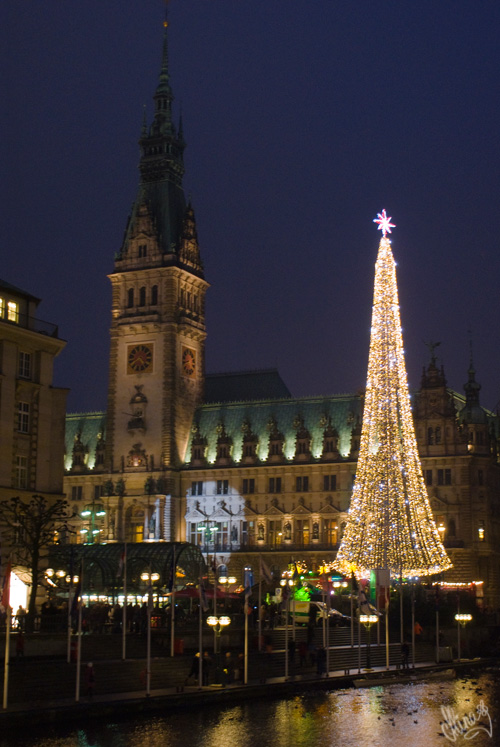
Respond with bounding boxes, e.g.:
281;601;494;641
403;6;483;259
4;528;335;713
4;1;500;414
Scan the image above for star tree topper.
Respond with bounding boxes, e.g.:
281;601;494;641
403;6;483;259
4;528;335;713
373;209;396;237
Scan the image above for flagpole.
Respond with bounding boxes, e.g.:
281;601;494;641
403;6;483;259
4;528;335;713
67;549;74;664
122;542;127;661
258;555;262;652
385;586;390;669
75;562;83;703
284;593;289;680
170;544;176;657
2;560;12;710
198;563;203;689
244;600;248;685
66;583;72;664
3;606;11;710
146;578;152;696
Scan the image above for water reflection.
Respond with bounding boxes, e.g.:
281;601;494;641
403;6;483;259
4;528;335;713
1;669;497;747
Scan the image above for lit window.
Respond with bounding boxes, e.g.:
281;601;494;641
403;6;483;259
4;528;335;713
18;352;31;379
0;297;4;317
17;402;30;433
7;301;18;322
15;455;28;489
478;522;485;542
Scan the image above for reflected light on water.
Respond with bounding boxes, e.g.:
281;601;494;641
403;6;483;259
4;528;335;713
1;670;497;747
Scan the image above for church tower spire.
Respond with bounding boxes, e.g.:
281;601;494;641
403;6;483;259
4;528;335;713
105;23;209;526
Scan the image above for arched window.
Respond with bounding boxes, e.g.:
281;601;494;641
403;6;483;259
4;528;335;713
139;287;146;306
151;285;158;305
127;288;134;308
435;427;442;444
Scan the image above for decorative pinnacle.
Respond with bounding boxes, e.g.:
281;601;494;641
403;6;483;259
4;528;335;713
373;209;396;237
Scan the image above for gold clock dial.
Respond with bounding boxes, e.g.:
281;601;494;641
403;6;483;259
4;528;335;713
127;344;153;373
182;346;196;377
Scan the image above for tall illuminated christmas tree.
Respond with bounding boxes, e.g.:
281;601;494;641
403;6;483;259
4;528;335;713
335;211;452;578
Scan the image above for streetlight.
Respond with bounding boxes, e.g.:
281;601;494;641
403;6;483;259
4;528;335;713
360;614;378;669
454;613;472;662
219;575;237;609
207;615;231;684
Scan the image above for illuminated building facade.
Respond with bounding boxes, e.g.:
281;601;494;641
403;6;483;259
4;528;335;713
0;279;67;503
62;30;500;607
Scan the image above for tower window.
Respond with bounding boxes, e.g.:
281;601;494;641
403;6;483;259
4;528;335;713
151;285;158;305
139;287;146;306
138;244;147;258
127;288;134;308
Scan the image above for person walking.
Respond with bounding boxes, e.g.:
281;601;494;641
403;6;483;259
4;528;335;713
185;652;200;684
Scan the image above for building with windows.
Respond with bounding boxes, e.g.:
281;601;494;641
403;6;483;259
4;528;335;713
62;29;500;607
0;279;67;503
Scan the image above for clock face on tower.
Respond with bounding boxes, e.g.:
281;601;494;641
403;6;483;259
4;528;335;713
127;344;153;374
182;346;197;377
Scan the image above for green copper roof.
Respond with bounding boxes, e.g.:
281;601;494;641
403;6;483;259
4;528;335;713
187;394;363;465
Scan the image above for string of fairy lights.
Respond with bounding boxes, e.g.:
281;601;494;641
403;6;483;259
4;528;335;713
334;212;452;579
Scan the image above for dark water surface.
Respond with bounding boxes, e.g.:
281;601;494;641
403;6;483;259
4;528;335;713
1;669;498;747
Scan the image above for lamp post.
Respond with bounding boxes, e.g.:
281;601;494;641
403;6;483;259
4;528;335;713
207;615;231;684
454;613;472;662
360;614;378;670
280;575;294;678
46;567;80;663
140;569;160;695
219;575;237;609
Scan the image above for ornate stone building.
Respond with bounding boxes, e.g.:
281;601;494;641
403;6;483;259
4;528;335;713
0;279;67;503
63;30;500;607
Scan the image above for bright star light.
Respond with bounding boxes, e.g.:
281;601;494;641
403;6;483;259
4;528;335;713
373;209;396;237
